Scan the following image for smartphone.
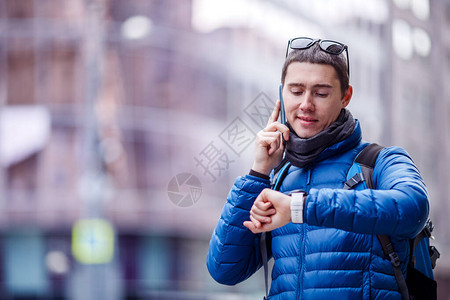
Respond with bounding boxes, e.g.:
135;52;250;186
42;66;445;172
279;84;286;125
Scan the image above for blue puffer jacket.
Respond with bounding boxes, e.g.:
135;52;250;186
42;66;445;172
206;122;429;299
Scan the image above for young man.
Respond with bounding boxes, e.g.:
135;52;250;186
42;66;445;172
207;38;430;299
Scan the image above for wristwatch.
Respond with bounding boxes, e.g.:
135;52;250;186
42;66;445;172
289;190;306;224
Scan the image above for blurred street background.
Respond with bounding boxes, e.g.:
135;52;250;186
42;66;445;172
0;0;449;299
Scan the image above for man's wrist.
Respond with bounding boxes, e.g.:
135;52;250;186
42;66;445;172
251;162;271;177
289;190;306;224
249;169;270;180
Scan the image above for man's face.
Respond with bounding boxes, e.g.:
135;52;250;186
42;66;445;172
282;62;352;138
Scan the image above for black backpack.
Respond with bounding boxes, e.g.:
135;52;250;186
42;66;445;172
343;143;439;300
260;143;439;300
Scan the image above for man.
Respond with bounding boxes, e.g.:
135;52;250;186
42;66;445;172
206;37;429;299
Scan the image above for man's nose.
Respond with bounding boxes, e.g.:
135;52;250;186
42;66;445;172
299;92;314;111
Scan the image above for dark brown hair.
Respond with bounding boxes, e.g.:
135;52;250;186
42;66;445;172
281;43;349;96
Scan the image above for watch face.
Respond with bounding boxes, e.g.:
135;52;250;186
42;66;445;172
291;192;305;201
289;189;306;196
290;192;305;224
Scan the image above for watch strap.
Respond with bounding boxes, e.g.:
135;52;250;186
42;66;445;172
290;191;305;223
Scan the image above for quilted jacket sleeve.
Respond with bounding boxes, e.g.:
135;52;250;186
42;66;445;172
305;146;429;238
206;174;271;285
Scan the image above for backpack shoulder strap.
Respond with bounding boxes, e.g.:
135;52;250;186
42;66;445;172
260;160;291;299
354;143;384;189
272;160;291;191
354;143;384;168
260;231;269;300
343;143;383;190
347;143;410;300
378;235;410;300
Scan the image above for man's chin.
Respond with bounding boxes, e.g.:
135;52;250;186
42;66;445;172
293;128;320;139
290;122;321;139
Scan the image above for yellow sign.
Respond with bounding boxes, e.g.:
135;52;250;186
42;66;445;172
72;219;114;264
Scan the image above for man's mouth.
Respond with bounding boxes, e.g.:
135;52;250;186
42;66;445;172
297;116;318;125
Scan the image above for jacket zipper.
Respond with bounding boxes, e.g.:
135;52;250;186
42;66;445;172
298;168;312;299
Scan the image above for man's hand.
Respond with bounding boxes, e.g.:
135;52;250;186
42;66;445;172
243;189;292;233
252;100;289;176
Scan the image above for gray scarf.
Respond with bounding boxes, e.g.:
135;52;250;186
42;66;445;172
284;109;355;168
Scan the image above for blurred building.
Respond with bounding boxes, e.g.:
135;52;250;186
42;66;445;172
0;0;278;299
387;0;450;296
0;0;449;299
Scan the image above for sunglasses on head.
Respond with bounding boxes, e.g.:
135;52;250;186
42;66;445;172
286;37;350;77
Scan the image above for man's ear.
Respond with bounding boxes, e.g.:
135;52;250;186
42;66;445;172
342;85;353;107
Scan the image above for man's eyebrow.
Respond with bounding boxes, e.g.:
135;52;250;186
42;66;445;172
313;84;333;88
287;83;333;89
287;83;305;88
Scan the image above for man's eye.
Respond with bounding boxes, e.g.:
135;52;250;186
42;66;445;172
291;90;303;96
316;92;328;98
